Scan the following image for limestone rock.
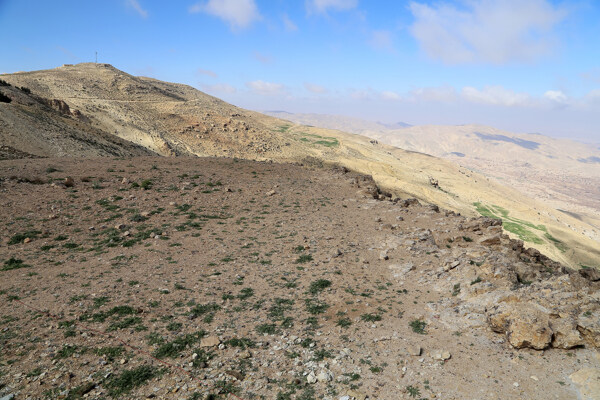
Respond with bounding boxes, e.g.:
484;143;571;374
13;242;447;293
570;368;600;400
317;370;333;382
431;350;451;361
488;303;552;350
200;336;220;348
577;311;600;347
306;371;317;384
579;268;600;282
551;318;584;349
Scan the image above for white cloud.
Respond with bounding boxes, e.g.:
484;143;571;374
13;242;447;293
304;82;328;94
246;80;286;95
381;91;400;101
201;83;237;94
409;0;566;64
282;14;298;32
308;0;358;14
409;86;458;102
126;0;148;18
196;68;218;78
462;85;531;106
368;30;393;51
190;0;261;30
544;90;568;103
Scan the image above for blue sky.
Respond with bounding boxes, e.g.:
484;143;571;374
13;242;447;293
1;0;599;141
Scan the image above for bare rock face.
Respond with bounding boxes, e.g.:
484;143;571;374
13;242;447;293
577;311;600;347
551;318;585;349
488;303;552;350
569;368;600;400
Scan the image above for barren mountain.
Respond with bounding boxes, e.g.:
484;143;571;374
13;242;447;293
1;63;599;271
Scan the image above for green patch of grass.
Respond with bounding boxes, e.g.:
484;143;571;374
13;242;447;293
336;317;352;328
152;331;206;358
361;313;382;322
308;279;331;294
255;323;278;335
189;303;220;319
295;254;313;264
312;348;332;361
409;319;427;334
54;345;82;359
105;365;162;397
224;337;256;349
304;298;329;314
237;288;254;300
94;346;124;361
8;230;41;245
2;257;31;271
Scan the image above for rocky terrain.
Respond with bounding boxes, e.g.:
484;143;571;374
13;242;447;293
265;112;600;241
1;157;599;399
1;63;598;271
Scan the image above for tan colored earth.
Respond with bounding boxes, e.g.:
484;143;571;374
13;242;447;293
0;157;599;400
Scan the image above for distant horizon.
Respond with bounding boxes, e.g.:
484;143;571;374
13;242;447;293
2;57;599;144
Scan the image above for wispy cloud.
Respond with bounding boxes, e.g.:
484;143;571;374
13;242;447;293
190;0;261;30
282;13;298;32
409;0;566;64
381;90;400;101
368;30;393;52
304;82;328;94
461;86;532;107
246;80;286;95
307;0;358;14
201;83;237;94
126;0;148;18
253;51;273;64
196;68;218;78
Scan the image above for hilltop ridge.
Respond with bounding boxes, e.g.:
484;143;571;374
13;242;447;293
1;63;599;270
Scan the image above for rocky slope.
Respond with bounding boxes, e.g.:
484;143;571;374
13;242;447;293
1;63;599;271
0;157;599;399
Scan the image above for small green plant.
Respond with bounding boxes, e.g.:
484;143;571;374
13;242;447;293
308;279;331;294
452;283;461;296
336;318;352;328
406;385;421;398
462;236;473;242
410;319;427;334
140;179;153;190
470;276;482;285
8;230;41;245
295;254;313;264
2;257;31;271
105;365;162;397
255;323;278;335
361;313;382;322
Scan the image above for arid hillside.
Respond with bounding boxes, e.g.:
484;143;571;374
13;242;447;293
1;63;599;270
1;157;599;399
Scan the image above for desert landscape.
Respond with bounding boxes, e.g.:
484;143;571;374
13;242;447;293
1;157;599;400
0;63;599;400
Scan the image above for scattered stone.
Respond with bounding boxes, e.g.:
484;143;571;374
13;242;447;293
306;371;317;384
266;189;276;196
431;350;451;361
317;370;333;382
409;345;421;356
200;336;220;348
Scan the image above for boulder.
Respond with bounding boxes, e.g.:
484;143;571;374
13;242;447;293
577;311;600;347
551;318;584;349
488;303;552;350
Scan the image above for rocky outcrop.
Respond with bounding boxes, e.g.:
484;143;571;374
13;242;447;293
488;303;553;349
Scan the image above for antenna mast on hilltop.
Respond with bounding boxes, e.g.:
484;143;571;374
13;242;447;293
95;51;98;64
